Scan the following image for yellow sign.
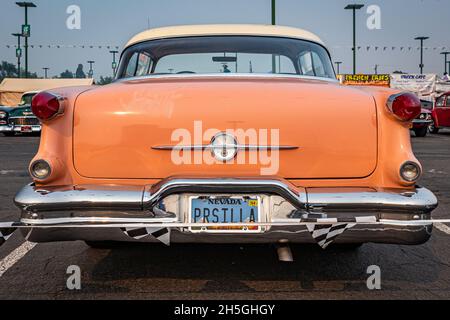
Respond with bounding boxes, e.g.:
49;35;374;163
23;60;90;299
340;74;390;87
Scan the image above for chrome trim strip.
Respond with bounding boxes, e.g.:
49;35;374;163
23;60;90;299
152;144;299;151
8;116;38;119
118;73;340;84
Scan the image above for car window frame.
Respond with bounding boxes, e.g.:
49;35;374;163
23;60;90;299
436;96;446;108
117;35;336;81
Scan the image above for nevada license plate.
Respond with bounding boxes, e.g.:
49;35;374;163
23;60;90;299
189;196;261;233
21;126;32;132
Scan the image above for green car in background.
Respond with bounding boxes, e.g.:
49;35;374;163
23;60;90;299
0;91;41;136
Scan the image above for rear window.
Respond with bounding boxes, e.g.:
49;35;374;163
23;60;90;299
118;36;335;79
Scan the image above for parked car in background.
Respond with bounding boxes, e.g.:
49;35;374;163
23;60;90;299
429;92;450;134
411;100;433;137
14;25;437;250
0;106;14;136
0;91;41;136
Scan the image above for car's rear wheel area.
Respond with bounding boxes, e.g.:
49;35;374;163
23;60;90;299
414;127;428;137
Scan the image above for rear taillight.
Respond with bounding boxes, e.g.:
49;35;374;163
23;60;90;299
31;92;65;121
386;92;421;121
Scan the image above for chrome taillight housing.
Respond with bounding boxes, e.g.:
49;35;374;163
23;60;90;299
29;160;52;180
386;92;421;121
400;161;421;183
31;92;65;121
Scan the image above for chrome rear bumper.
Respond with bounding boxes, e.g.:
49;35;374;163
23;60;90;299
0;124;41;132
14;178;438;244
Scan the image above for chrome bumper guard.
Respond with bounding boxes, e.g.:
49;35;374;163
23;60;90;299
14;178;438;226
4;178;440;246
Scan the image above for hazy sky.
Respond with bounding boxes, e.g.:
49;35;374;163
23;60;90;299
1;0;449;79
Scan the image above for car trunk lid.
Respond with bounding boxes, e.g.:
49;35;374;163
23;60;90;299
73;77;377;179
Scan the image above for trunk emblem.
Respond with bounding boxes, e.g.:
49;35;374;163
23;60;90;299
210;132;239;162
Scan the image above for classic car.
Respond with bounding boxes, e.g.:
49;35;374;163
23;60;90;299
429;91;450;134
12;25;438;251
0;91;41;136
411;100;433;137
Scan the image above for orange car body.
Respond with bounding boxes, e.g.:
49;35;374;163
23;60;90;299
14;25;438;247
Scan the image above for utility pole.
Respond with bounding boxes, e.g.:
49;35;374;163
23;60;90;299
334;61;342;75
87;61;95;78
42;67;49;79
110;50;119;77
441;52;450;74
374;64;379;75
16;2;37;78
271;0;276;74
12;33;23;78
414;36;429;74
345;4;364;75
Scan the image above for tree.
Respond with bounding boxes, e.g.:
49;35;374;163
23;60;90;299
0;61;18;81
60;70;74;79
75;64;86;78
24;71;38;79
98;76;113;85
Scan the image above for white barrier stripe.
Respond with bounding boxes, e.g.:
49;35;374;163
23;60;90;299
435;222;450;235
6;219;450;229
0;242;36;278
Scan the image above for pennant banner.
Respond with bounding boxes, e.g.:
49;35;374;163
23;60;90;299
0;223;17;247
121;227;171;246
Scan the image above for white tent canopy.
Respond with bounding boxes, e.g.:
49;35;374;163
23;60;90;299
0;78;94;107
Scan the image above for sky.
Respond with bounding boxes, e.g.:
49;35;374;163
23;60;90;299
0;0;449;80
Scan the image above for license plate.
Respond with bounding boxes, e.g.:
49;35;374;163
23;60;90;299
189;196;261;233
21;126;32;132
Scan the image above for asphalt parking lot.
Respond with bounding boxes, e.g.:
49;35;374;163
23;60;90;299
0;132;449;300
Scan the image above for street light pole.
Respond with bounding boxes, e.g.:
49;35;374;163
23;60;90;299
414;36;429;75
42;67;49;79
334;61;342;74
374;64;379;75
16;2;37;79
345;4;364;75
12;33;23;78
87;61;95;78
271;0;276;73
441;52;450;74
110;50;119;77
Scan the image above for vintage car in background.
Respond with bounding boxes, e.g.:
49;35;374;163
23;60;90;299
411;100;433;137
13;25;438;251
0;91;41;136
0;106;13;136
429;91;450;134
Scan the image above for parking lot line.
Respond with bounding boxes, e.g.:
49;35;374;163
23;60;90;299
0;242;36;278
435;222;450;235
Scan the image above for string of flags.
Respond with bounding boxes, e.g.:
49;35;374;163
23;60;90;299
4;44;120;50
332;45;450;51
3;44;450;52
